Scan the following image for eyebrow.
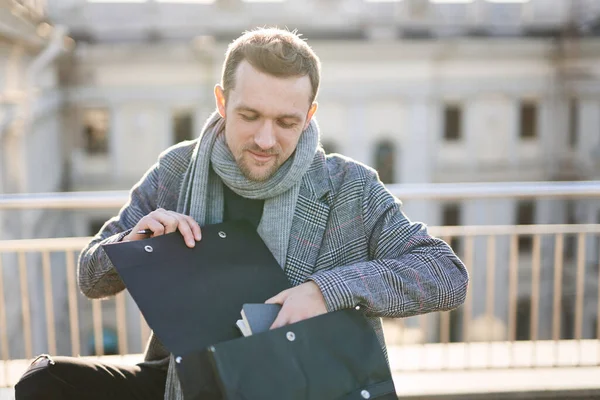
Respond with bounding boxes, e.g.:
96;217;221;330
234;105;303;122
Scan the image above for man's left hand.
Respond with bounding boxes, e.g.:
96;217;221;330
265;281;327;329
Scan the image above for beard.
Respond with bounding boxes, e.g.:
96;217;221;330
236;147;281;182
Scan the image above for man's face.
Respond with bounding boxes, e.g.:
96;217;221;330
215;61;317;182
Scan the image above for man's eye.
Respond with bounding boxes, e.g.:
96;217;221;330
278;120;297;129
240;114;258;121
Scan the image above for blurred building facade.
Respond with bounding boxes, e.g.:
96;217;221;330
1;0;600;356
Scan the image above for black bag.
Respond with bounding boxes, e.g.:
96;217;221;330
103;221;396;400
206;308;397;400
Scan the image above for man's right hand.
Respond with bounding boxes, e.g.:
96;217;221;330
124;208;201;248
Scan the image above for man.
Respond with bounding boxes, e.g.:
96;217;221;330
15;28;468;400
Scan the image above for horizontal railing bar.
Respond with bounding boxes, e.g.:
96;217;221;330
1;180;599;209
0;237;92;251
1;225;599;252
0;191;129;210
389;181;600;200
429;224;600;236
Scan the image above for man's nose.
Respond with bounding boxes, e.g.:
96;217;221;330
254;121;276;150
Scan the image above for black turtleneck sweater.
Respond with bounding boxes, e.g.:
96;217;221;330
222;184;264;229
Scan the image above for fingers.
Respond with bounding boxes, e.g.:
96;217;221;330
266;283;328;330
166;212;196;248
270;307;289;330
186;215;202;241
127;209;201;248
269;303;311;329
265;290;287;305
125;217;165;242
146;218;166;236
267;290;289;329
149;209;179;235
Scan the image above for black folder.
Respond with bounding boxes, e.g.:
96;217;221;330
102;220;291;399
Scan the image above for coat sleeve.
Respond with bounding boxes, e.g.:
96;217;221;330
77;164;159;299
308;174;469;318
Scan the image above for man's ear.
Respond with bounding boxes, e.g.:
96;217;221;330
304;102;318;130
214;85;226;118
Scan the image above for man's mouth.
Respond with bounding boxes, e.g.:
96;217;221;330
247;150;275;163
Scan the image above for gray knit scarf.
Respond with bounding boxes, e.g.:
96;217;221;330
164;110;319;400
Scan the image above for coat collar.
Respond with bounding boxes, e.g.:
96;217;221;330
300;149;333;203
284;149;333;285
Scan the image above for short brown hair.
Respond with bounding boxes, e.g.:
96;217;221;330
222;28;321;104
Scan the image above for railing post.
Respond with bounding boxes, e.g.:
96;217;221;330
92;300;104;356
462;235;474;369
42;251;56;355
552;234;564;367
486;235;496;368
116;292;129;355
530;235;541;365
66;251;80;356
18;252;33;360
508;234;519;367
0;254;10;385
575;233;586;365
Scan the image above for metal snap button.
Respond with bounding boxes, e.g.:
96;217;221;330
361;389;371;399
355;305;361;311
286;331;296;342
218;231;226;238
175;356;182;364
144;245;153;253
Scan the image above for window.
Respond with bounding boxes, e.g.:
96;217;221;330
173;111;194;143
443;104;462;141
442;203;462;253
83;109;109;155
569;98;578;149
320;141;337;154
374;140;395;184
519;101;538;139
517;201;535;253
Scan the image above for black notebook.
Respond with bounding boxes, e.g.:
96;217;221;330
102;220;291;400
237;303;282;336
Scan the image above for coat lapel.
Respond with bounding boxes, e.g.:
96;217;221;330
284;151;332;286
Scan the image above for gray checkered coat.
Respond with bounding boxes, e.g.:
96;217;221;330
78;140;469;395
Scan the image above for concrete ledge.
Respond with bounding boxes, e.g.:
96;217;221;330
1;342;599;399
0;388;14;400
394;367;600;397
2;384;600;400
398;389;600;400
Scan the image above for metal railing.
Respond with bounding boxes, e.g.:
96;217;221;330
390;223;600;370
1;181;600;209
0;182;599;390
0;224;598;383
